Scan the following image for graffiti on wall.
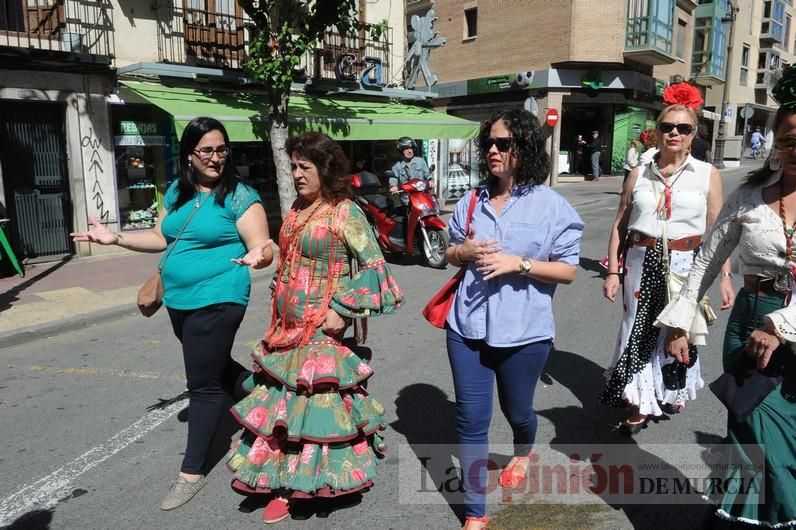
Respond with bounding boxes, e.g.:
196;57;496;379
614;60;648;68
81;127;110;222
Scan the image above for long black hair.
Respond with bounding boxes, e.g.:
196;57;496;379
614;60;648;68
477;108;550;187
744;107;793;187
172;116;240;211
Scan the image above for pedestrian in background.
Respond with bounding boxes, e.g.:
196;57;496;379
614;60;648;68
225;132;404;524
657;67;796;527
573;133;586;175
639;128;658;165
72;116;273;510
588;130;602;180
444;108;583;530
623;139;641;183
600;84;734;435
690;121;712;163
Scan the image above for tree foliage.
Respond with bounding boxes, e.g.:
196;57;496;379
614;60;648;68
239;0;387;218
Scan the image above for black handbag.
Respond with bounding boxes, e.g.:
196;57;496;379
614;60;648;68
708;280;787;422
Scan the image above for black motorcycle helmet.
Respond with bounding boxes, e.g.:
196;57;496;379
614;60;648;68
396;136;417;152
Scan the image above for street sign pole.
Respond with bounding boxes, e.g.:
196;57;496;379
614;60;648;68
545;109;560;186
713;1;738;169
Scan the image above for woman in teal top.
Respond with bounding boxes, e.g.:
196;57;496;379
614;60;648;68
72;117;273;511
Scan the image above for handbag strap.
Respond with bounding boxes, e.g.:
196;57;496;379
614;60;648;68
464;187;479;234
157;192;211;272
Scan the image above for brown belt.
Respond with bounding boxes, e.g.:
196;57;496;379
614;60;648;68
627;231;702;252
743;275;788;297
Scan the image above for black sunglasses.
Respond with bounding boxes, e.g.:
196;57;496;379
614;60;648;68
483;137;512;152
658;122;694;135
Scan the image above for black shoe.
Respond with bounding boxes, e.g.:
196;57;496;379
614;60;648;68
660;403;681;415
619;417;649;436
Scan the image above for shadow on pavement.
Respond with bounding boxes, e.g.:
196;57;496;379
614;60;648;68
0;255;71;313
390;382;466;522
580;256;607;278
5;508;54;529
529;348;716;530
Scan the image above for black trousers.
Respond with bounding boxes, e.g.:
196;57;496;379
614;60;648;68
167;302;249;474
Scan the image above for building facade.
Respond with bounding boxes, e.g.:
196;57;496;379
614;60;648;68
0;0;478;264
407;0;743;201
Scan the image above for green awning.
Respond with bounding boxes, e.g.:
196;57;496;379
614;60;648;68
119;80;479;142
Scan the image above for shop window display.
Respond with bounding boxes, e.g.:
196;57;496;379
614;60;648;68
115;144;165;230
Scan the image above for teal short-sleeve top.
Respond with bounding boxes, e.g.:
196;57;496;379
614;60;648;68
160;179;262;310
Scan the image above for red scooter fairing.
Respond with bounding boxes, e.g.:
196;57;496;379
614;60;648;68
351;172;449;268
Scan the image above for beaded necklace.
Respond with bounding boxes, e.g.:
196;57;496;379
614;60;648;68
650;157;688;221
777;179;796;301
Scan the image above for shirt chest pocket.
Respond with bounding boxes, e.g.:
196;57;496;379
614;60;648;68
502;222;545;257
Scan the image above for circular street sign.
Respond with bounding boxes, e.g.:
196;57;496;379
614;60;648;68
740;105;755;119
545;108;559;127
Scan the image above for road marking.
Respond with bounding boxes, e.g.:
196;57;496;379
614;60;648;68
24;364;185;381
0;394;187;526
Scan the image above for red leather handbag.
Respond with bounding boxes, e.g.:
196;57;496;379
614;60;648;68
422;189;479;328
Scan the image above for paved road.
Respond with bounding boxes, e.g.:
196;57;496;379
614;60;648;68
0;168;753;529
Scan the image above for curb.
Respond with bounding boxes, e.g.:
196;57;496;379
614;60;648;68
0;274;275;349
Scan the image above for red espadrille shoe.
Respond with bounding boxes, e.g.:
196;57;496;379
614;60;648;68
463;515;489;529
262;497;290;524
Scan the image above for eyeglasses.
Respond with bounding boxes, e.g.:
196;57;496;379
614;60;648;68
658;122;694;135
773;136;796;152
194;146;230;159
483;137;512;153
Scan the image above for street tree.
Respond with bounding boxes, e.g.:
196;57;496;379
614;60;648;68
240;0;387;218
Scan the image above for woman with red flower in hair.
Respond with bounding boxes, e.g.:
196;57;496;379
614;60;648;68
599;82;735;434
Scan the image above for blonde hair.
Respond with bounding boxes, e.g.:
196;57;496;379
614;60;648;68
656;104;698;130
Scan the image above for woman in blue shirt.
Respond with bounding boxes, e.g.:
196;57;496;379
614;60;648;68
444;109;583;529
71;117;273;511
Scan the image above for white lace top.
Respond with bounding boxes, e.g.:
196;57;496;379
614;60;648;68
628;155;712;239
655;170;796;344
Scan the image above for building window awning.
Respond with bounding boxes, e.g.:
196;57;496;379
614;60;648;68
119;80;480;142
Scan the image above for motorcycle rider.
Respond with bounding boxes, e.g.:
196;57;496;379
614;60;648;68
387;137;433;244
390;137;432;193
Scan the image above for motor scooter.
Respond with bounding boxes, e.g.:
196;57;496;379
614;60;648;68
351;169;449;268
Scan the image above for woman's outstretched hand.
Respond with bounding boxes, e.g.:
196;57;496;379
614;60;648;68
746;320;781;370
232;240;274;269
70;217;118;245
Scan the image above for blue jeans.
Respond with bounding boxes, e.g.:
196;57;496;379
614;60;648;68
446;328;551;517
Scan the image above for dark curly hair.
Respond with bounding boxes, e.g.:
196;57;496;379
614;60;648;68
173;116;241;211
745;106;794;187
477;108;550;187
285;132;352;203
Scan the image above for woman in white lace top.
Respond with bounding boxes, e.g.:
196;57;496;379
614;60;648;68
656;97;796;527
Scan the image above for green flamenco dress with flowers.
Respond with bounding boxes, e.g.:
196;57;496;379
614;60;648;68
226;199;403;499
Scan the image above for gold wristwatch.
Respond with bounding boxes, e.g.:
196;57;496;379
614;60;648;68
518;258;533;275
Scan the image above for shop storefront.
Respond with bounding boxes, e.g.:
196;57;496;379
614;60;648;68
115;80;479;223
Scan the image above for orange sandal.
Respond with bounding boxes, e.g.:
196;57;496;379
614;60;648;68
463;515;489;529
498;450;535;488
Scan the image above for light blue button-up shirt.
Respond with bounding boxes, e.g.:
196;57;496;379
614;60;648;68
446;184;583;347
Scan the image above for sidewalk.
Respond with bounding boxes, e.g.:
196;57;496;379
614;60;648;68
0;250;272;346
0;164;756;347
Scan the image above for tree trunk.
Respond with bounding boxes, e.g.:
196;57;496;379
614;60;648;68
269;91;296;219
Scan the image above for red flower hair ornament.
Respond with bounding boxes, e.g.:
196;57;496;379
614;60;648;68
662;83;703;109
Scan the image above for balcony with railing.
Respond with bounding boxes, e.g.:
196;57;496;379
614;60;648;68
624;0;677;65
690;1;728;85
0;0;114;63
761;0;786;45
154;3;393;89
300;28;393;88
156;2;248;70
